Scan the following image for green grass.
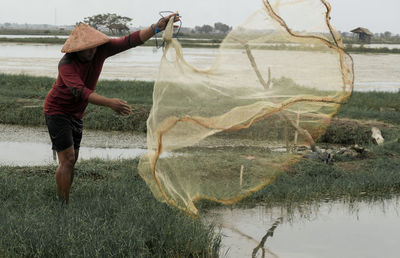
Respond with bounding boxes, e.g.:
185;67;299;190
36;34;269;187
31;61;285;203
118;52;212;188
1;73;400;137
0;159;221;257
316;91;400;145
250;141;400;203
0;73;154;132
194;140;400;212
337;91;400;124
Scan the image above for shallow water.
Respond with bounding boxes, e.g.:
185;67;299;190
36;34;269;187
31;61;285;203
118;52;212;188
0;124;147;166
208;198;400;258
0;42;399;92
352;43;400;50
0;34;69;39
0;142;147;166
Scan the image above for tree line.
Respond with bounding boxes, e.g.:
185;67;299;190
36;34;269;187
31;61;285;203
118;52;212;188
83;13;232;35
193;22;232;34
83;13;132;34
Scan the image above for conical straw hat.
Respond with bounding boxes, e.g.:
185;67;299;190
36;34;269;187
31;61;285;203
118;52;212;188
61;23;110;53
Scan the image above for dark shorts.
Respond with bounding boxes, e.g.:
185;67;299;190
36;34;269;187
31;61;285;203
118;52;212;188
45;114;83;152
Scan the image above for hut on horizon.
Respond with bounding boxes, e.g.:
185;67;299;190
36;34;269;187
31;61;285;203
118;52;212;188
351;27;373;43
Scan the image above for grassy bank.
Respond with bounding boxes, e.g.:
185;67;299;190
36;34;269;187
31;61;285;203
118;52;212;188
0;73;153;132
1;73;399;137
248;140;400;205
191;139;400;211
0;159;221;257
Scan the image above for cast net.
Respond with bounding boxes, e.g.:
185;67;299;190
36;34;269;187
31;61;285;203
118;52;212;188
138;0;354;216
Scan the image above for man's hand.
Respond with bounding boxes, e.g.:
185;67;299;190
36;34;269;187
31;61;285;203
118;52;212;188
88;93;132;116
109;98;132;116
140;12;181;42
155;12;181;32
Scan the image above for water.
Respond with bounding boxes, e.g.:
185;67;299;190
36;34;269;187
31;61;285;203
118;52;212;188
0;34;68;39
208;198;400;258
0;42;399;92
0;141;147;166
0;124;146;166
351;43;400;50
0;42;217;81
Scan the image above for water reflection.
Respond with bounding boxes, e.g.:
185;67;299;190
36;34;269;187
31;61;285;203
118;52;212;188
209;198;400;258
251;217;282;258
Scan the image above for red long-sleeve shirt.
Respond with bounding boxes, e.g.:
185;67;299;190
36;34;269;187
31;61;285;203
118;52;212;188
44;31;143;119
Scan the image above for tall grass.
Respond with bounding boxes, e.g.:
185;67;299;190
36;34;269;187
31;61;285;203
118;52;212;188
0;159;221;257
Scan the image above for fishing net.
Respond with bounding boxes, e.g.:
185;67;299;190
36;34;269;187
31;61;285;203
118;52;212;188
138;0;354;216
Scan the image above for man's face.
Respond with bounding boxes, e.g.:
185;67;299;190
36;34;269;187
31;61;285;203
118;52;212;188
76;47;97;62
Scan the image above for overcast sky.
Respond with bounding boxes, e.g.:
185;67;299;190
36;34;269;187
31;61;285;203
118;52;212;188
1;0;399;34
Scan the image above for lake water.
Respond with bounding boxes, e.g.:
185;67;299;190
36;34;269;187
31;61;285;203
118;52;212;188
0;42;399;92
209;198;400;258
0;124;146;166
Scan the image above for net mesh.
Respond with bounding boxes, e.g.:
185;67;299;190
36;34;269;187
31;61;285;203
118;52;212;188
138;0;354;216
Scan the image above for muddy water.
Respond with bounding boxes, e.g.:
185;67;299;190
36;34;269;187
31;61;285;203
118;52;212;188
0;124;147;166
0;43;399;92
0;42;217;81
207;198;400;258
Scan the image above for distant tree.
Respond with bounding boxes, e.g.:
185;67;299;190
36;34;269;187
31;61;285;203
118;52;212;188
195;24;213;34
383;31;392;39
84;14;107;29
84;13;132;34
214;22;231;34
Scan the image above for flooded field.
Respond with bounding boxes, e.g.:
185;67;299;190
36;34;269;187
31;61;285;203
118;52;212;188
209;198;400;258
0;42;399;92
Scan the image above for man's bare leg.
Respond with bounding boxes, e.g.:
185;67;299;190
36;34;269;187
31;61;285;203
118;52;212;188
70;148;79;185
56;146;76;204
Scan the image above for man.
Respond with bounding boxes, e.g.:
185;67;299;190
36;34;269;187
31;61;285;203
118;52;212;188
44;13;180;204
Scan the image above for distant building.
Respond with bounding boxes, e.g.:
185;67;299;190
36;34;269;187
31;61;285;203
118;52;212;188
351;27;373;43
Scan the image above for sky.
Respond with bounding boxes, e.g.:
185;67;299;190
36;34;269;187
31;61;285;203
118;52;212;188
1;0;399;34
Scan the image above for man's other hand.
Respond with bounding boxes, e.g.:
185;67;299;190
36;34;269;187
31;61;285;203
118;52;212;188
109;98;132;116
